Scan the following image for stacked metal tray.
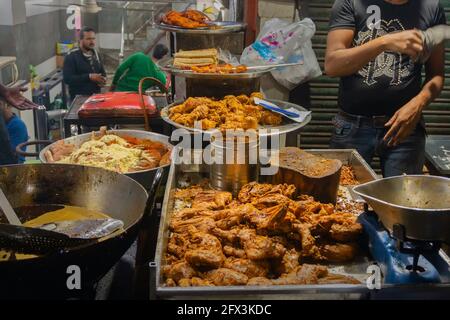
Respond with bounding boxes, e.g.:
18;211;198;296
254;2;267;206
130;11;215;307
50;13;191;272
157;57;272;80
160;99;312;137
156;21;247;34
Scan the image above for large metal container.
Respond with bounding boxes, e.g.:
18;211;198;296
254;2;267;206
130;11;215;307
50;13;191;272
209;137;259;196
353;175;450;243
0;164;148;298
153;151;450;299
38;130;173;190
153;150;378;299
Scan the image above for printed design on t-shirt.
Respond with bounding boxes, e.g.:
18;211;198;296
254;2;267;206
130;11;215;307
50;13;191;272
354;19;415;86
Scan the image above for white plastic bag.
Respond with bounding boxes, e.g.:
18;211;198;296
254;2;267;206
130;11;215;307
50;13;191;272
240;18;322;90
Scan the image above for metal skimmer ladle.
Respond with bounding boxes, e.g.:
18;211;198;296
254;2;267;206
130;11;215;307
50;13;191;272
0;188;124;255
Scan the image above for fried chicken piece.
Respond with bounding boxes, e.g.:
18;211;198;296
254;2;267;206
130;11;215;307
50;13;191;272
246;204;292;234
171;217;216;234
250;92;264;101
199;119;217;130
252;193;293;210
163;261;197;282
163;10;208;28
318;242;359;263
292;223;321;260
191;277;214;286
165;278;177;287
48;140;75;162
183;10;209;23
330;221;363;243
190;104;209;120
279;248;301;274
167;233;190;258
223;257;269;278
260;110;282;125
244;116;258;129
213;205;254;230
238;229;286;260
211;228;240;244
238;182;296;203
192;190;232;210
178;277;214;287
205;268;249;286
237;95;250;104
272;264;328;285
223;245;247;258
247;277;273;286
185;232;225;269
170;208;216;234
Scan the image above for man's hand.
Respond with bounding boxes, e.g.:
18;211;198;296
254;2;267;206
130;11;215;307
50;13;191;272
382;30;424;61
0;86;39;110
383;97;425;147
89;73;106;86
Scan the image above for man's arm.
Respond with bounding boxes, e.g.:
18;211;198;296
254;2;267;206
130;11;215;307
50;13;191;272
0;84;38;110
383;43;445;146
325;29;424;77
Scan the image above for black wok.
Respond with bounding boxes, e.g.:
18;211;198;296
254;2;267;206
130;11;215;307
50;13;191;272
0;164;153;299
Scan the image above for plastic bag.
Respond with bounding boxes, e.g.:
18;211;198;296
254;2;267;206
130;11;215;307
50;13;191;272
240;18;322;90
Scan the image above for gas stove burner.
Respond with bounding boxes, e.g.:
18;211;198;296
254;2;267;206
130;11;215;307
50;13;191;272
358;212;450;284
391;223;442;272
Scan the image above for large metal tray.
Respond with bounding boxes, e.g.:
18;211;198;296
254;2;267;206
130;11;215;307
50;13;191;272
160;99;312;137
154;150;377;299
153;150;450;299
156;21;247;34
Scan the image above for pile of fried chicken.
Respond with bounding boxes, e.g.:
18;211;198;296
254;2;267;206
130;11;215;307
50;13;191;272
162;10;209;29
163;182;363;287
340;165;360;186
168;93;283;130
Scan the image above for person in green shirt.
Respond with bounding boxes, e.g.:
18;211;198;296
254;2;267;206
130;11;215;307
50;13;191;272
111;49;167;93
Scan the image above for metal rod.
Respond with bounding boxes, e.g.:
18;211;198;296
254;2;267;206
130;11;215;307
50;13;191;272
0;188;22;226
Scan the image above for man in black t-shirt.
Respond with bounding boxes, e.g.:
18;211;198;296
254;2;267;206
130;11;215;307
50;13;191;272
325;0;446;177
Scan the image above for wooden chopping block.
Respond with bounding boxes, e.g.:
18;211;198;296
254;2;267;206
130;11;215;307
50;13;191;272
268;147;342;204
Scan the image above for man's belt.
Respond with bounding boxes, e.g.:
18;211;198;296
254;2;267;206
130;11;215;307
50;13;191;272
337;110;390;129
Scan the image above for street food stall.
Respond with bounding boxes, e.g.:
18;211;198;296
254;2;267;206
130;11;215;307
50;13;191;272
1;4;450;303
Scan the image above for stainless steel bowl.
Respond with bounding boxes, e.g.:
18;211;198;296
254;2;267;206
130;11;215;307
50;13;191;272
353;175;450;243
39;130;173;190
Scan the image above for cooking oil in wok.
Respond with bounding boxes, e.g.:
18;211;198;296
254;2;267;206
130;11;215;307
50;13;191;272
0;205;121;261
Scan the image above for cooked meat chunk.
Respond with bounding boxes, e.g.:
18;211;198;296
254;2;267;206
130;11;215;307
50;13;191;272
185;232;225;269
223;257;269;278
238;182;296;203
280;248;301;274
223;245;247;258
330;221;363;242
192;190;232;209
206;268;249;286
247;277;273;286
272;264;328;285
319;243;359;263
238;229;286;260
163;261;197;282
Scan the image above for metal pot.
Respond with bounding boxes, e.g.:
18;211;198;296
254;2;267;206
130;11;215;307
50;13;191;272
0;164;157;298
353;175;450;243
18;130;173;190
